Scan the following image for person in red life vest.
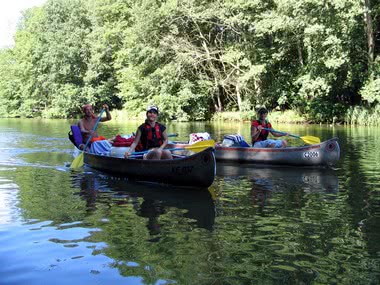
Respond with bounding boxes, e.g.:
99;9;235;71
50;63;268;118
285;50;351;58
78;103;112;149
251;107;288;148
124;106;173;160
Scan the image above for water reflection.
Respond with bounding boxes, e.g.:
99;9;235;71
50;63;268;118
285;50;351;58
72;171;216;233
217;163;339;193
1;119;379;284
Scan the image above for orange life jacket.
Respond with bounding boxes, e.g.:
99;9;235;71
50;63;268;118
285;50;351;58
90;136;106;143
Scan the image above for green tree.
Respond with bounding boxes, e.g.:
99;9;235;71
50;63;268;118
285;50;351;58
1;0;380;123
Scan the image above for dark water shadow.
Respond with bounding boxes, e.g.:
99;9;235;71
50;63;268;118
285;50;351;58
71;170;216;232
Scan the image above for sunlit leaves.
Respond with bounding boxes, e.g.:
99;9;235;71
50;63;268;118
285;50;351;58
360;77;380;104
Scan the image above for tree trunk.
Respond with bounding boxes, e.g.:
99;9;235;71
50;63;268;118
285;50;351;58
296;37;304;66
236;67;242;112
217;85;223;112
254;78;262;102
236;83;242;112
211;96;218;111
364;0;375;67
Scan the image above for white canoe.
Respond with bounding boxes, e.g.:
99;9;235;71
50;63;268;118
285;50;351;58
214;138;340;166
169;138;340;167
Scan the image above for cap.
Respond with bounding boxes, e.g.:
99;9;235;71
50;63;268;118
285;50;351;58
146;105;159;114
257;107;268;115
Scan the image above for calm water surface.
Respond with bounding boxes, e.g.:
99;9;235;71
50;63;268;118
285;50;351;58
0;119;379;285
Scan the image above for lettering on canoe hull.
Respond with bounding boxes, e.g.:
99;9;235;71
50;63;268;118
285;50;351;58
172;165;194;175
302;175;320;184
303;151;319;159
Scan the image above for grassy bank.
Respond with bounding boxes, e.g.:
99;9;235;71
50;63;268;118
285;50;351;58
211;106;380;126
4;106;380;126
211;110;307;124
344;105;380;126
111;109;307;124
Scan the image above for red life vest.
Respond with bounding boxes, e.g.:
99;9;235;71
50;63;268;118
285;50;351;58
251;119;272;143
136;122;165;151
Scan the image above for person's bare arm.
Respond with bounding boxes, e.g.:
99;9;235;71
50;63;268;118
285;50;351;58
79;119;95;136
159;130;169;150
100;104;112;122
125;129;141;158
251;125;261;142
78;119;86;133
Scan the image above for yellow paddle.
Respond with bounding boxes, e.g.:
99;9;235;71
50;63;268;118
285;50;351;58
175;139;216;153
130;139;216;156
70;109;105;169
263;128;321;145
295;135;321;145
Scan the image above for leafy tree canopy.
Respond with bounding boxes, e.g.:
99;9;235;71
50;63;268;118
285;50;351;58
0;0;379;123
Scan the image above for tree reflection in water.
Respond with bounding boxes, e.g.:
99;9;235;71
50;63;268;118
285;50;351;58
73;170;216;234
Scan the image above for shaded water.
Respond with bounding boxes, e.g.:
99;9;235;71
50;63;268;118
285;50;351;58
0;118;379;284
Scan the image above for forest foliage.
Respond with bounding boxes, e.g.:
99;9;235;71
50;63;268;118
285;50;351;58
0;0;380;123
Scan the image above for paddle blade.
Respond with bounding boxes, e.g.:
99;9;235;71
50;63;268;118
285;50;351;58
300;136;320;145
70;152;84;169
184;140;216;153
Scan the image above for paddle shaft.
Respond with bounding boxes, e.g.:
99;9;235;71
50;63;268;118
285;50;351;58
131;147;192;156
262;127;299;139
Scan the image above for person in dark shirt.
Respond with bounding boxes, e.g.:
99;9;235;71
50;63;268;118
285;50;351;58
125;106;172;159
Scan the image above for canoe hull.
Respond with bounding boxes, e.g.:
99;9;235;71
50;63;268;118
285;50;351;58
83;147;216;188
168;138;340;167
214;138;340;166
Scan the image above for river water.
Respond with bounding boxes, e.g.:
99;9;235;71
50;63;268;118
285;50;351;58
0;118;379;284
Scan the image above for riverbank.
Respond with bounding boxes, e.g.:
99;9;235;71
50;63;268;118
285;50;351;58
211;110;307;124
211;106;380;126
2;105;380;126
108;109;308;124
103;106;380;126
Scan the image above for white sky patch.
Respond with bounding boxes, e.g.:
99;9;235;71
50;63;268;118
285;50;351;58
0;0;47;48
